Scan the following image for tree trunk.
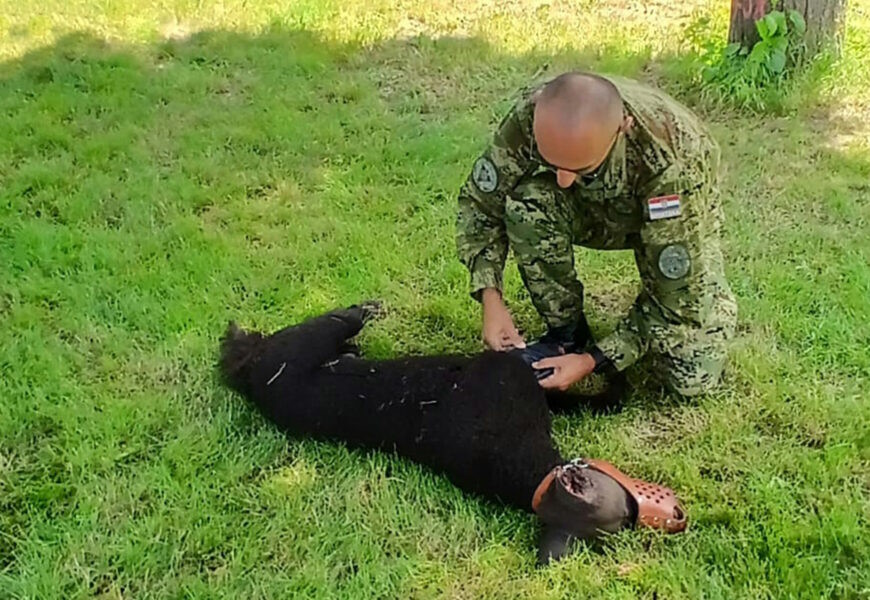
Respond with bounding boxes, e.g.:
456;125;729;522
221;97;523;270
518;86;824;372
729;0;848;58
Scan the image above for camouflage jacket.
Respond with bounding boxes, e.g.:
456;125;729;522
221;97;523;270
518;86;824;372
456;74;733;370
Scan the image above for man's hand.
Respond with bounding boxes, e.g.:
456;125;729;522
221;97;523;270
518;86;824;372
534;353;596;390
481;288;526;351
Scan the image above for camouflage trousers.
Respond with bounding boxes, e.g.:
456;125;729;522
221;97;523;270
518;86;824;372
504;174;735;397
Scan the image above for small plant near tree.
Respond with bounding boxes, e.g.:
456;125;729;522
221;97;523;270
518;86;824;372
687;10;811;112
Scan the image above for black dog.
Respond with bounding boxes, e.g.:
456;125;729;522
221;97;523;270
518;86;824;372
219;303;685;563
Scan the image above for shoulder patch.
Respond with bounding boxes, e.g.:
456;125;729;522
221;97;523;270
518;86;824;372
472;157;498;193
658;244;691;280
647;194;681;221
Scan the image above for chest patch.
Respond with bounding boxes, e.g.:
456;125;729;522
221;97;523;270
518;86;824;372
647;194;681;221
472;157;498;193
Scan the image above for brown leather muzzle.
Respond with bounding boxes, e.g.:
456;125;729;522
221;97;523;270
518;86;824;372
532;459;687;534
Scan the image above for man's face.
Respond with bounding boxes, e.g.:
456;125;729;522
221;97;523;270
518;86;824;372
533;105;619;188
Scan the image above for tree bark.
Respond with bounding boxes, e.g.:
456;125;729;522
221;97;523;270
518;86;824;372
729;0;848;58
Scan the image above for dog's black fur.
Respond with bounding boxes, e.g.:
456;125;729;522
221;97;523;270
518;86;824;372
220;304;633;562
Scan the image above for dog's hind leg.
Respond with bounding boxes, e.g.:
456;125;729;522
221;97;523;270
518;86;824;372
265;302;382;372
221;303;383;394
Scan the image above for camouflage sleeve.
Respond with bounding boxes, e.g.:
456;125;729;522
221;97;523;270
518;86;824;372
456;101;534;301
596;158;729;371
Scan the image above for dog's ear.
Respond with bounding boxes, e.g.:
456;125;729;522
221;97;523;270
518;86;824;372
537;525;577;565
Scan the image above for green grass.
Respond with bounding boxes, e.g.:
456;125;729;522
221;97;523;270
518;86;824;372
1;1;869;598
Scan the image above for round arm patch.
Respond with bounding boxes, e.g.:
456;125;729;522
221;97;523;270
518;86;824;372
472;157;498;193
657;244;691;280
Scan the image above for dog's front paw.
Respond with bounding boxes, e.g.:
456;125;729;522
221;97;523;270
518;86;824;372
355;300;385;323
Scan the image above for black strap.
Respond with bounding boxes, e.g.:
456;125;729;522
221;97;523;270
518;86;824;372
588;345;613;374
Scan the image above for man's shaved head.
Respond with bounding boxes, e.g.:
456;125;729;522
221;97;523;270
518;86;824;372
533;72;626;188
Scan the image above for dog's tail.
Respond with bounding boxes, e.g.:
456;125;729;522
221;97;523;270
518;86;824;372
219;322;265;395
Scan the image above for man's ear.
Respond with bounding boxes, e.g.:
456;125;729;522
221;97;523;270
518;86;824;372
537;525;577;566
620;115;635;133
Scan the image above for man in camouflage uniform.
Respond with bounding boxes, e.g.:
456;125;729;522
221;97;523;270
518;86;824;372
456;72;737;396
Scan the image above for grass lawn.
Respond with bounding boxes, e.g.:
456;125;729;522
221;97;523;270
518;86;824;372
1;0;868;597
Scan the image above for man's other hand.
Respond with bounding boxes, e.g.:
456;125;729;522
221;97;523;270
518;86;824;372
534;353;596;390
481;288;526;351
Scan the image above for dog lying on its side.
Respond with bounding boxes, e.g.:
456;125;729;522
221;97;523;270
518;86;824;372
219;303;686;563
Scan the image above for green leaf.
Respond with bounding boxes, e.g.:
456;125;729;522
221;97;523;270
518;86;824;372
749;41;769;65
771;11;788;35
767;49;786;73
756;17;770;40
702;66;718;82
773;36;789;53
763;13;779;38
725;42;742;57
789;10;807;36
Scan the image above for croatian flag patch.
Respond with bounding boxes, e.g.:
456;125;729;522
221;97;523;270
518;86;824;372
647;194;682;221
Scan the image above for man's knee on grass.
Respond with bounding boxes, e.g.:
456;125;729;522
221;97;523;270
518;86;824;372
658;348;728;398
